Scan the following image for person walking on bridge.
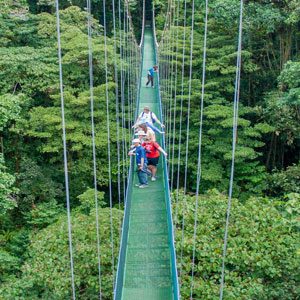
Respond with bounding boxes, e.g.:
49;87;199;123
142;137;167;181
136;123;156;142
128;138;149;188
146;65;158;88
132;106;165;134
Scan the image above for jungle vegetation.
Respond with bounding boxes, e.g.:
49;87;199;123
0;0;299;299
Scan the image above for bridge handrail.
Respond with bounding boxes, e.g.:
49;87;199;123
114;30;144;300
152;3;180;299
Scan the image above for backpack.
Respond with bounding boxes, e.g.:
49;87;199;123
142;111;156;124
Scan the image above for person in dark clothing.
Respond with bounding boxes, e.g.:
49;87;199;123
146;65;158;88
128;138;148;188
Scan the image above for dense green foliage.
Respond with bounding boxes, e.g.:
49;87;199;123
0;204;122;299
156;0;300;298
0;0;299;299
156;0;300;197
174;190;299;299
0;154;18;217
0;0;136;297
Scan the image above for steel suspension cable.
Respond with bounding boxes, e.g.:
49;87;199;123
184;0;195;193
165;46;170;152
179;0;195;280
129;32;134;125
87;0;103;298
112;0;122;210
159;2;171;108
162;12;171;136
102;0;115;292
165;15;172;144
123;0;140;192
54;0;76;298
135;45;140;88
167;1;177;161
165;9;172;107
130;23;135;125
139;0;145;48
126;3;140;103
219;1;244;299
165;11;172;104
133;39;139;118
125;12;131;132
129;38;133;126
158;0;172;48
122;0;129;164
175;0;188;222
127;11;135;129
170;0;181;192
118;0;127;201
118;0;140;203
190;1;209;298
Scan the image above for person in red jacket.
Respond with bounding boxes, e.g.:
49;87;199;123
142;137;167;181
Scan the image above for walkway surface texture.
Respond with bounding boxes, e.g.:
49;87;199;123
119;27;174;300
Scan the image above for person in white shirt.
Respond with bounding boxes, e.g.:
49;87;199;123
132;106;165;134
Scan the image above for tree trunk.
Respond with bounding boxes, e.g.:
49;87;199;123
266;132;274;170
272;134;277;169
279;28;292;69
0;136;4;157
281;141;285;168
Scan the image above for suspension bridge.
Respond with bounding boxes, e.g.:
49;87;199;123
114;25;179;299
54;0;243;299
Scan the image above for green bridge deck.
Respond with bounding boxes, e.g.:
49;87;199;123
115;27;175;300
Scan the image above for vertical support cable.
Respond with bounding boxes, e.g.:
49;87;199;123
126;10;132;132
123;0;129;163
170;0;181;192
114;2;142;298
54;1;76;299
167;1;176;166
87;0;102;298
164;11;171;149
219;1;244;299
183;0;195;195
175;0;187;223
190;1;209;298
102;0;115;293
179;0;195;281
139;0;145;48
112;0;122;209
129;29;134;126
119;0;127;201
153;4;180;298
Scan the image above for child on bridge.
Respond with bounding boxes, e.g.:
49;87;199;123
128;138;149;188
